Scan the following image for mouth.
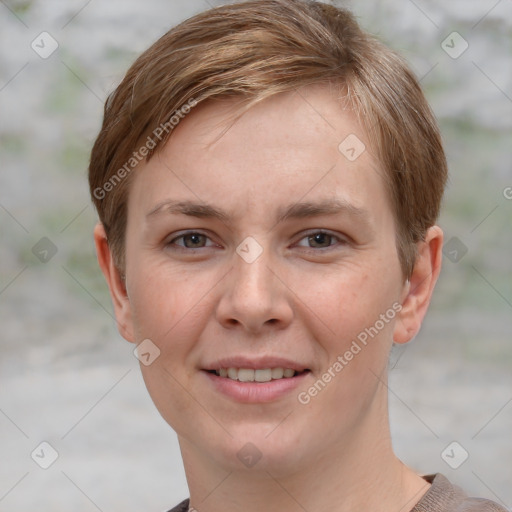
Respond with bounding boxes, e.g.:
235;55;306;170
205;367;311;382
202;364;312;403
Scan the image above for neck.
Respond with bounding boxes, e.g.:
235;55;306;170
178;387;430;512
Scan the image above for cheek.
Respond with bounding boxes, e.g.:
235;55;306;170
307;264;399;341
129;269;213;431
127;263;219;383
139;359;206;442
296;303;398;428
130;292;203;366
127;256;199;335
301;257;402;401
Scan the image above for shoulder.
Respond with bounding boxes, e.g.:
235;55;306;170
165;477;509;512
165;498;190;512
412;474;508;512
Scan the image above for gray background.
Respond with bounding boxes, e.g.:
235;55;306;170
0;0;511;510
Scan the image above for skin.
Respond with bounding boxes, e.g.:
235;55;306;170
95;84;443;512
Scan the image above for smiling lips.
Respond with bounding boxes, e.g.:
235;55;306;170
213;367;305;382
204;357;310;382
204;368;311;403
202;358;311;401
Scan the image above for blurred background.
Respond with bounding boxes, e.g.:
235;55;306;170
0;0;511;510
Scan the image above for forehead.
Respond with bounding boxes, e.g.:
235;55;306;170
127;84;391;227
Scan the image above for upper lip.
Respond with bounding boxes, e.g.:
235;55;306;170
202;356;310;372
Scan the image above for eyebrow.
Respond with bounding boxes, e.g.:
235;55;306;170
146;198;372;227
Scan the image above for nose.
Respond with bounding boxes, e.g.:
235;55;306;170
215;240;294;334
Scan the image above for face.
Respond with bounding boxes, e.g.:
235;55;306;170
110;85;414;474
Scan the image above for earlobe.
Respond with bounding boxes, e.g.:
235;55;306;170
93;222;135;343
393;226;443;344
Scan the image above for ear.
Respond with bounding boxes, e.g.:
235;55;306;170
393;226;443;344
93;222;135;343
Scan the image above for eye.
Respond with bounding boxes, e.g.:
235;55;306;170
167;231;216;250
295;231;345;250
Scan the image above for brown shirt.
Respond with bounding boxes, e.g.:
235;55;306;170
167;473;508;512
410;474;508;512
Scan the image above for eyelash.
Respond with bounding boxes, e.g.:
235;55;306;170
166;230;347;252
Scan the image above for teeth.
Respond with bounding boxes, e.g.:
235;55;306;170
238;369;254;382
255;369;272;382
271;368;284;379
214;367;300;381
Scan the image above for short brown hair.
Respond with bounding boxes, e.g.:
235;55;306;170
88;0;447;278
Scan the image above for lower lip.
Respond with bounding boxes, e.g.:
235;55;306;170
202;370;310;403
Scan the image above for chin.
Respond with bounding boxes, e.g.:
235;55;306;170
205;424;310;475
